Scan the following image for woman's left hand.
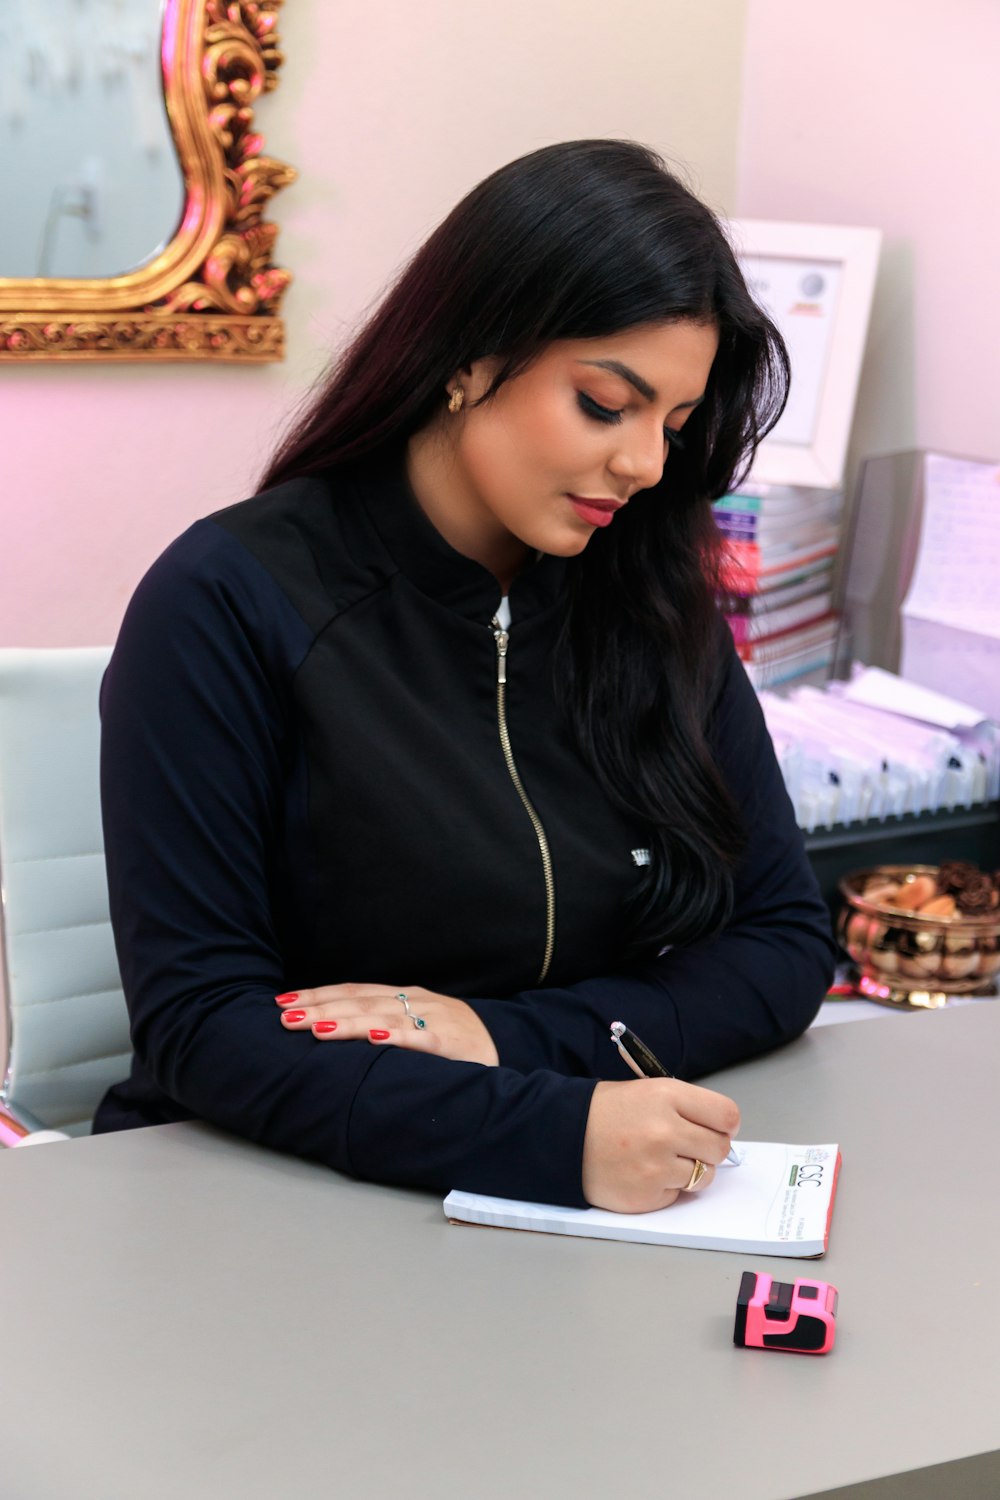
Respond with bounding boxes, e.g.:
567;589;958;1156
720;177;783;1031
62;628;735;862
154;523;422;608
275;983;499;1066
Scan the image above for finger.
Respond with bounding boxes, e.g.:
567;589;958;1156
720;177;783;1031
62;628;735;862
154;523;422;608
667;1080;741;1138
278;1007;313;1028
307;1015;433;1044
279;994;419;1027
281;1009;410;1034
671;1121;735;1168
606;1185;684;1215
275;984;413;1013
363;1025;440;1055
675;1160;716;1194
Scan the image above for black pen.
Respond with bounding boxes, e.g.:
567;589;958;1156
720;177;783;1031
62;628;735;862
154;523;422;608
610;1021;743;1166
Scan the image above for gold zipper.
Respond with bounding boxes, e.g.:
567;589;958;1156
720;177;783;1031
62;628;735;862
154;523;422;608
491;616;556;984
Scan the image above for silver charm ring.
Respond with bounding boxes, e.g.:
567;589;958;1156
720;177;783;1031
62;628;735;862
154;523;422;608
395;992;427;1031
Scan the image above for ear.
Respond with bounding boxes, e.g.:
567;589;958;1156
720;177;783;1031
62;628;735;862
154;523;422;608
452;356;502;404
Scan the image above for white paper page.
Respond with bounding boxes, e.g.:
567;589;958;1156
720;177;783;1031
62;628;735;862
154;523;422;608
902;453;1000;636
445;1143;839;1257
900;616;1000;723
840;664;989;730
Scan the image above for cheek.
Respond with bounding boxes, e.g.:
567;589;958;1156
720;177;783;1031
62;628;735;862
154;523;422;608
472;396;596;490
459;406;549;498
459;424;523;511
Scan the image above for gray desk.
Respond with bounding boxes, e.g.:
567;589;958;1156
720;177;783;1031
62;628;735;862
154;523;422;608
3;1005;1000;1500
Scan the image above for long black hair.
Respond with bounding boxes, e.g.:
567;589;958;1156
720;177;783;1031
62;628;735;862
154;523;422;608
260;140;789;956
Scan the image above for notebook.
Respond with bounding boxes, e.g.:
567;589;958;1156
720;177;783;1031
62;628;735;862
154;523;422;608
444;1142;842;1257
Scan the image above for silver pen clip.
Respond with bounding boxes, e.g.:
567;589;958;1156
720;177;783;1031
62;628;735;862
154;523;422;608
610;1020;647;1080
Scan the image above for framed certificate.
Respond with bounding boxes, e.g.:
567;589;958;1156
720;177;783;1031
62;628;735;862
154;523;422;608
726;219;882;489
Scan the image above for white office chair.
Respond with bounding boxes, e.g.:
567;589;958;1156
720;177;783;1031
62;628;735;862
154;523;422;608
0;648;132;1146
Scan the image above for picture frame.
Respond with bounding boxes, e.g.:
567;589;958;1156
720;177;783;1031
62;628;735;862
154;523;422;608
726;219;882;489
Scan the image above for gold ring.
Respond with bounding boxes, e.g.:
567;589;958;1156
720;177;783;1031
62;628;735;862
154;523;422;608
683;1159;709;1192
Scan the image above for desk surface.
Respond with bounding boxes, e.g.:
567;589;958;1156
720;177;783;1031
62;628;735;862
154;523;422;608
3;1004;1000;1500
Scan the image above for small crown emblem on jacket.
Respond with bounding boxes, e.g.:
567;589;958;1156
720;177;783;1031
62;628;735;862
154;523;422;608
631;848;652;867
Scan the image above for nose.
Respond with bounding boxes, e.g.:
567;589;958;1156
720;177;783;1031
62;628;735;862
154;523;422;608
606;421;667;494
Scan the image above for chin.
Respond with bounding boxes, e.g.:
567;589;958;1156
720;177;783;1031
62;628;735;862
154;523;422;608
557;522;603;554
530;528;594;558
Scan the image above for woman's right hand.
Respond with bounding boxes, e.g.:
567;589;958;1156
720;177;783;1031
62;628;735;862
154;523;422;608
581;1077;740;1213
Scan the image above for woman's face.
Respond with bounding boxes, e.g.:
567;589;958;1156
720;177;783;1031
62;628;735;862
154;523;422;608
438;319;719;566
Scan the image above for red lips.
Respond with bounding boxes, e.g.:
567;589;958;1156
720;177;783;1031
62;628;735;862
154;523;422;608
567;495;624;512
567;495;626;529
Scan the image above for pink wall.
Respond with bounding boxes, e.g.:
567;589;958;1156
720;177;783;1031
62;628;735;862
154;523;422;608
2;366;294;645
737;0;1000;484
1;0;747;647
11;4;998;648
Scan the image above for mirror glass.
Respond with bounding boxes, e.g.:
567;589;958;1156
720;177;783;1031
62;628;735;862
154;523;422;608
2;0;185;280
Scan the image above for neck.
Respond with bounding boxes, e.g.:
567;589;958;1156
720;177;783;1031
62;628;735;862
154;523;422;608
405;423;529;594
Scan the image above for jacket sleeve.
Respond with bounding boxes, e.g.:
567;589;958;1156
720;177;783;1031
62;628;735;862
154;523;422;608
465;637;838;1082
101;524;597;1208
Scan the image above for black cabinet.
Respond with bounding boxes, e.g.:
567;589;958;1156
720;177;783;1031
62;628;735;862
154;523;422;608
805;802;1000;919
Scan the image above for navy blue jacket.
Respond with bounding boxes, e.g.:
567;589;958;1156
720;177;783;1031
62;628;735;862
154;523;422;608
94;452;837;1205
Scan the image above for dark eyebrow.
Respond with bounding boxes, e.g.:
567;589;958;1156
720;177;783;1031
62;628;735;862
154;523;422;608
578;359;705;411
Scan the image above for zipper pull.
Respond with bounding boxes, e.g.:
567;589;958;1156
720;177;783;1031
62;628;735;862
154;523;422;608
491;617;509;686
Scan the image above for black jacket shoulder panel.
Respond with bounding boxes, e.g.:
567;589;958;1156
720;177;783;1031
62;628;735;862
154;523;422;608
209;472;398;637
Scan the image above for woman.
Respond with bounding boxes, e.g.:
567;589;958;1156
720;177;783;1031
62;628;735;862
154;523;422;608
94;139;837;1213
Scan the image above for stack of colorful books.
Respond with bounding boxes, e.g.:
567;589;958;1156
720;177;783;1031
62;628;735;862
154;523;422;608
714;484;843;688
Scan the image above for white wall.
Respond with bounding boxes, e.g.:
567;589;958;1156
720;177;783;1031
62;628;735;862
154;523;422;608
1;0;747;647
737;0;1000;486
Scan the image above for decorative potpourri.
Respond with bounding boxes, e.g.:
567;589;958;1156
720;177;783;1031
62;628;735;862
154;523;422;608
838;862;1000;1007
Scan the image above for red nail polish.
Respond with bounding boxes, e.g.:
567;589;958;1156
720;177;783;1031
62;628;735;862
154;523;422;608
314;1022;337;1034
282;1010;307;1022
275;992;300;1005
369;1029;391;1041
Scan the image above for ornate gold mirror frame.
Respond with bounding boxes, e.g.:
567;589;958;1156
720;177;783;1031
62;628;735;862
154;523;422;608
0;0;295;362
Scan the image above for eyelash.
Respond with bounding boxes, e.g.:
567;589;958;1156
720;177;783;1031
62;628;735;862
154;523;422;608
577;392;687;450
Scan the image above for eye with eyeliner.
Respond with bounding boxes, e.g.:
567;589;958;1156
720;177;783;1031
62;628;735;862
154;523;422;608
576;391;687;449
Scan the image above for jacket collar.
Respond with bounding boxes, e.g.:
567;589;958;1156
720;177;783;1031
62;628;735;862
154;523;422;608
351;446;567;625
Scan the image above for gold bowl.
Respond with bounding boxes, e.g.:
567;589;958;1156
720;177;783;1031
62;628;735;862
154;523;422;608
838;864;1000;1004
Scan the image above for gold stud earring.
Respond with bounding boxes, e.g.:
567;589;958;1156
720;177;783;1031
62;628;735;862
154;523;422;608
447;386;465;414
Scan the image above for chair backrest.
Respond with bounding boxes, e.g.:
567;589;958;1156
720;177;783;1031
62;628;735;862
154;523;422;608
0;648;131;1136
